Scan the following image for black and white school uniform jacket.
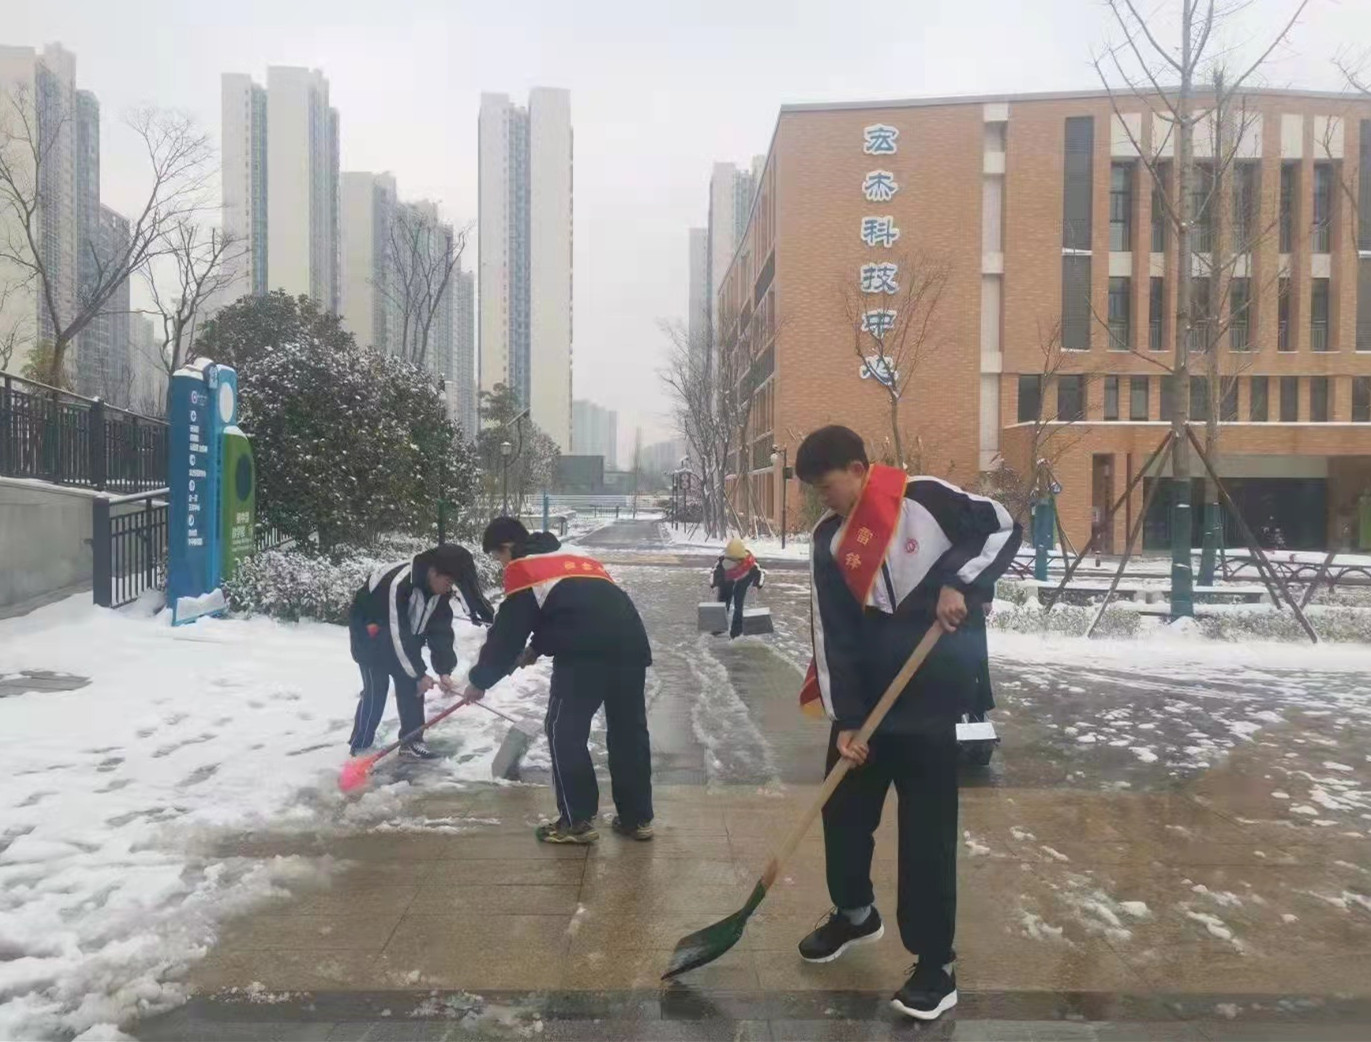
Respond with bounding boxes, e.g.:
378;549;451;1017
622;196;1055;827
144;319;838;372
349;556;459;680
467;532;652;692
811;476;1022;735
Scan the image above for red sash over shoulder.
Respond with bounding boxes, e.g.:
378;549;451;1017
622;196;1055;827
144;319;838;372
503;553;614;596
723;553;757;583
799;464;907;718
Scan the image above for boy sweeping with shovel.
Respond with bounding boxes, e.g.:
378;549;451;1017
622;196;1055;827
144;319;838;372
793;426;1020;1021
461;517;654;845
710;538;766;639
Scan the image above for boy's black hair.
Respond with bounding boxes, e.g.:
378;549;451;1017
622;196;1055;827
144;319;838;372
795;425;869;483
420;543;476;581
481;516;531;554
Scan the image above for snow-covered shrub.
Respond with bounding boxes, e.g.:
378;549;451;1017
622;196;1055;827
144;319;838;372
197;292;480;549
993;580;1033;606
225;539;494;623
989;600;1143;639
1195;606;1371;644
224;549;372;623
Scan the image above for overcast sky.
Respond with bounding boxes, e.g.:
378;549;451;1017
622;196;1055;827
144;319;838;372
11;0;1367;456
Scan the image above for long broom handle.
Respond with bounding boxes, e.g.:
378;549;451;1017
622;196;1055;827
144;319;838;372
760;624;943;890
370;696;473;762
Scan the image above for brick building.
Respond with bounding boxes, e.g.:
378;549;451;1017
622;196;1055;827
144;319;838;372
718;89;1371;551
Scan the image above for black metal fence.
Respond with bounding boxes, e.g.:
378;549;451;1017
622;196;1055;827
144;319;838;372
93;489;169;609
1;372;166;492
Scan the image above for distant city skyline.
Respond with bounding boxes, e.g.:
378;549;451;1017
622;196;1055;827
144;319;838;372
222;66;340;311
572;398;617;470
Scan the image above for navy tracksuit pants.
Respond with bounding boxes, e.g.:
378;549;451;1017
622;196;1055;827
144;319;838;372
545;659;653;827
349;664;424;753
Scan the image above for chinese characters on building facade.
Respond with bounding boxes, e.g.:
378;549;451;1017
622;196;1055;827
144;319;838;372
860;124;901;389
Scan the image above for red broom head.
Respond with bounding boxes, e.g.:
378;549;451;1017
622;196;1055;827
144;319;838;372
338;752;379;793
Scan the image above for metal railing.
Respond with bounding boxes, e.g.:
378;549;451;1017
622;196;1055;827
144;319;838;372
1;372;166;492
93;488;169;609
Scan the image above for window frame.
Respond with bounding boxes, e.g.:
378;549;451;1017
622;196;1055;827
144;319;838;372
1250;376;1269;422
1280;376;1300;422
1108;276;1131;351
1129;375;1149;420
1109;162;1133;252
1057;373;1087;422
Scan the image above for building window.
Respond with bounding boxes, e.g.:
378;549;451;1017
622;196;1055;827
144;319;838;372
1057;374;1086;421
1310;376;1331;422
1221;379;1238;421
1233;162;1259;253
1311;278;1330;352
1062;117;1094;250
1130;376;1149;420
1312;162;1333;254
1250;376;1269;421
1160;375;1176;421
1108;277;1131;350
1151;162;1169;253
1280;376;1299;421
1280;162;1298;253
1017;374;1043;422
1230;277;1251;351
1359;258;1371;351
1104;375;1120;420
1110;163;1133;251
1190;276;1212;352
1278;277;1292;352
1354;376;1371;422
1061;255;1091;350
1192;163;1213;254
1149;277;1165;351
1190;375;1211;421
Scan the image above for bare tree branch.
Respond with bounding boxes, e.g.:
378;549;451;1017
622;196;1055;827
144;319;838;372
838;250;950;470
0;83;214;378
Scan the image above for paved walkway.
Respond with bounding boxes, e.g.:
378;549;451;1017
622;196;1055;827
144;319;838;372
131;522;1371;1041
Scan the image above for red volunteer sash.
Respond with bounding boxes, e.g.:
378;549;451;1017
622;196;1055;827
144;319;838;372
503;553;614;596
799;464;907;718
724;553;757;583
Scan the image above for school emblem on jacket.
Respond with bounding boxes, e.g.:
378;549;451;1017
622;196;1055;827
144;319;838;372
905;538;919;554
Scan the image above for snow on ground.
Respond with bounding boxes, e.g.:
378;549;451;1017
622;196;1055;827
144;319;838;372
662;524;812;563
0;596;549;1040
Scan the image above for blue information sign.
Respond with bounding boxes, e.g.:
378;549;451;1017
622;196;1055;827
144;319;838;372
168;360;244;625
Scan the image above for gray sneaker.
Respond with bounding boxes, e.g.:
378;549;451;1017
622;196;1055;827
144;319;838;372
399;740;440;760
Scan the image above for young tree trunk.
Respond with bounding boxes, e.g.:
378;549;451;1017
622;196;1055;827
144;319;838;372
888;394;906;470
1169;2;1197;620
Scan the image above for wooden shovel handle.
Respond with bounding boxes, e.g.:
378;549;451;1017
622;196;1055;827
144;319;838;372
760;624;943;889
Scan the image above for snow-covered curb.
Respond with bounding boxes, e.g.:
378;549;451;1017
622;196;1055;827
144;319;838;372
662;526;812;563
0;597;548;1039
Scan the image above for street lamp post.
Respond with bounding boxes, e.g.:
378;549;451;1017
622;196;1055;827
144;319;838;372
771;445;788;549
500;439;513;515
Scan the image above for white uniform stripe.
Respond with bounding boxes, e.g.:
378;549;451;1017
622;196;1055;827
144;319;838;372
810;511;839;721
956;498;1015;585
389;564;419;679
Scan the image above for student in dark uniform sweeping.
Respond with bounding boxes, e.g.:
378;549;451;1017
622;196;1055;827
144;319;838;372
791;426;1021;1022
463;517;654;844
709;538;766;638
347;544;492;760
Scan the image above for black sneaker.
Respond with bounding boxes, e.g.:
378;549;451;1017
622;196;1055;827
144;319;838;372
399;740;440;760
611;816;654;841
797;908;884;963
891;961;957;1021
